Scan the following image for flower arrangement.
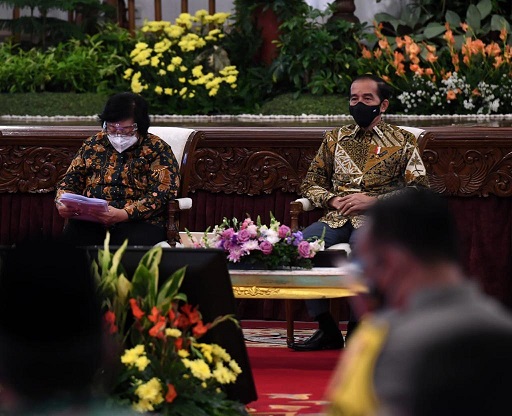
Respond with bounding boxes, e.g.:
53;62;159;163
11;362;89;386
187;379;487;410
359;21;512;115
93;234;246;415
123;10;239;115
187;215;325;270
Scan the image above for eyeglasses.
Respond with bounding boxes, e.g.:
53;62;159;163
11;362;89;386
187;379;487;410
103;122;138;135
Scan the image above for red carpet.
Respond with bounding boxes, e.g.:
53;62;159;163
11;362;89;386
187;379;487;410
242;321;344;415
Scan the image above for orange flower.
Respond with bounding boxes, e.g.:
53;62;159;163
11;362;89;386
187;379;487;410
494;56;504;68
378;38;390;50
374;49;382;59
403;35;413;47
460;22;469;32
382;75;391;83
406;42;421;57
426;52;438;63
395;37;404;49
444;23;455;45
103;310;118;334
192;321;209;338
149;319;166;339
148;306;161;323
485;42;501;57
181;304;201;324
362;47;372;59
446;90;457;101
472;88;481;96
425;68;434;77
409;64;423;75
165;384;177;403
500;28;507;42
175;337;183;350
129;298;145;320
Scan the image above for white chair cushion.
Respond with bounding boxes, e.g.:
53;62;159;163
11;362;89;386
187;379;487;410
398;125;425;140
294;197;314;211
148;127;196;167
176;197;192;210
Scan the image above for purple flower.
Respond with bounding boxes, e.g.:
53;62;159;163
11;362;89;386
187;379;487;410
227;245;245;262
278;225;291;239
237;228;251;243
297;240;311;258
259;240;274;255
292;231;304;246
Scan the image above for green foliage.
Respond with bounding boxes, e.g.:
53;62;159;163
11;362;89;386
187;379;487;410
259;93;348;115
0;92;107;116
0;23;133;93
270;5;368;96
0;0;115;49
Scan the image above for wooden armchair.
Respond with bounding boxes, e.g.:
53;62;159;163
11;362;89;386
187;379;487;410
148;127;202;246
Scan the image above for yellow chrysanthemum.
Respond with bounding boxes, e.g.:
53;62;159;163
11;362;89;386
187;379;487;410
123;68;133;80
212;363;237;384
167;64;176;72
171;56;183;66
154;86;163;95
135;377;164;405
182;358;212;381
164;88;173;96
165;328;182;338
158;69;166;76
178;349;189;358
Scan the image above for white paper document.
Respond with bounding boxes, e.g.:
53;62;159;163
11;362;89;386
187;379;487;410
59;193;109;222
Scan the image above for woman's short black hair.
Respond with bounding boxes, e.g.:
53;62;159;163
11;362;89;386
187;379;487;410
98;92;150;136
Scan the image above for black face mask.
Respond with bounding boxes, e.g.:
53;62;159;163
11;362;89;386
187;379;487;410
349;102;381;128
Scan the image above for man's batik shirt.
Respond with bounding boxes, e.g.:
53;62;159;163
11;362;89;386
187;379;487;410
301;122;429;228
56;131;180;227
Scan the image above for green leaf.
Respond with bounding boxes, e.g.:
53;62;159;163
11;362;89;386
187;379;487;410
466;4;482;32
491;15;511;33
476;0;492;20
423;22;446;39
156;266;187;306
445;10;461;28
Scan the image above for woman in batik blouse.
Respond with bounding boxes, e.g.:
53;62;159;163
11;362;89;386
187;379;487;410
55;92;179;246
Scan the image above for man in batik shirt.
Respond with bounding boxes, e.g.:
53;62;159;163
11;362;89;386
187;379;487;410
291;74;429;351
56;92;179;246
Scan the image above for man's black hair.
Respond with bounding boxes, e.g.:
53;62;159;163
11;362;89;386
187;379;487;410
350;74;393;102
366;187;460;264
98;91;150;136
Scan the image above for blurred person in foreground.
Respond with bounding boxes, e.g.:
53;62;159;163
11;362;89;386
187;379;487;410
0;239;133;415
291;74;429;351
326;187;512;416
55;92;180;246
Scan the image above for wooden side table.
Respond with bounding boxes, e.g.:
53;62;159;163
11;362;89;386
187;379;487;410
229;267;367;345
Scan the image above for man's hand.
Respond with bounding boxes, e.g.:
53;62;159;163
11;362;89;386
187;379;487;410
328;194;377;216
56;200;79;219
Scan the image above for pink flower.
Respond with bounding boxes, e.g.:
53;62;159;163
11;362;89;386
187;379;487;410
227;245;245;262
298;240;312;258
259;240;274;255
278;225;291;239
241;218;254;229
221;228;235;240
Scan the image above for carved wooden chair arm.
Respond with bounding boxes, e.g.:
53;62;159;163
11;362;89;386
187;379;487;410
167;198;192;246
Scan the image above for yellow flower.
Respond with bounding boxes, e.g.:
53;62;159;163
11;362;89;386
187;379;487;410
167;64;176;72
154;86;163;95
123;68;133;80
179;87;188;96
208;88;219;97
164;24;185;39
180;65;188;72
135;377;164;405
171;56;183;66
211;344;230;362
212;363;237;384
158;69;166;76
164;88;173;96
188;92;195;98
121;344;148;368
150;56;160;67
178;77;186;83
225;75;237;84
192;65;204;78
178;349;189;358
165;328;182;338
132;399;154;413
229;359;242;375
195;9;208;19
182;358;212;380
135;355;151;371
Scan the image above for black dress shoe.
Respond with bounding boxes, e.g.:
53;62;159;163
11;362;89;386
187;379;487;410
290;329;344;351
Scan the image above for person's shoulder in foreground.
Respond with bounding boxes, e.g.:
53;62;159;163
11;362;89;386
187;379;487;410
326;187;512;416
